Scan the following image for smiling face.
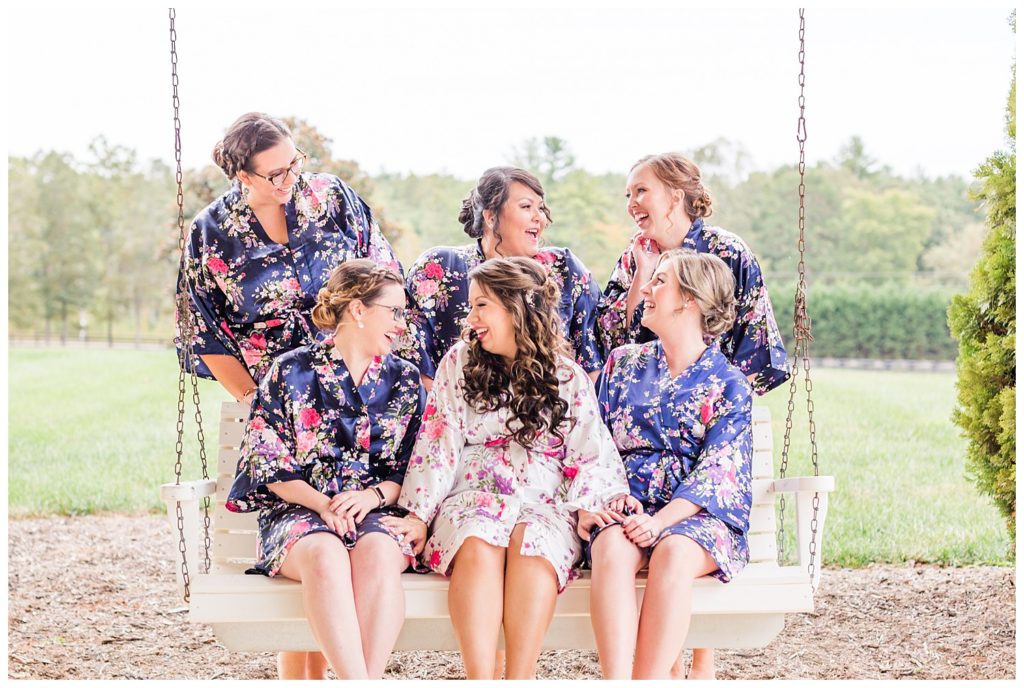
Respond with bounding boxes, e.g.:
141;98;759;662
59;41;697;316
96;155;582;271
467;279;518;360
625;163;685;243
238;138;302;207
639;260;692;337
356;283;408;357
486;181;548;257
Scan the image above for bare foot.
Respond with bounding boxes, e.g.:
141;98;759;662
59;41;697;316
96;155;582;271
686;664;716;680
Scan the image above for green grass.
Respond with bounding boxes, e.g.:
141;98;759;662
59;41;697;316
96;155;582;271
8;349;1013;567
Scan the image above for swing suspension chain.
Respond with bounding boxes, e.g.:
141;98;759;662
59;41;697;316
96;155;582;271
170;7;213;601
778;9;822;586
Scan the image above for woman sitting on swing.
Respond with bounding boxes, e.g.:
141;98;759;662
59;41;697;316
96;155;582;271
225;260;424;679
383;257;628;679
584;249;753;679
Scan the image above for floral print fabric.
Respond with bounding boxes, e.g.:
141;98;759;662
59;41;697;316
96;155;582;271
226;340;425;575
177;172;402;382
402;243;603;378
596;341;753;582
397;341;628;590
595;218;788;395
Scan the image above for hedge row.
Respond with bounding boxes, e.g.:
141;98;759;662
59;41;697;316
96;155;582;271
768;283;957;360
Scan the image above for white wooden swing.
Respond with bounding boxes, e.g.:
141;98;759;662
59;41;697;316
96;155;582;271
161;7;835;656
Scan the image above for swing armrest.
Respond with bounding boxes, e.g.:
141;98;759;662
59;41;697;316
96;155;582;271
770;475;835;494
160;479;217;504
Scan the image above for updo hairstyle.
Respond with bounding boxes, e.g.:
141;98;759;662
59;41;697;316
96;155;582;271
632;153;713;219
458;167;553;251
461;256;574;448
311;259;404;332
212;112;292;180
658;249;737;338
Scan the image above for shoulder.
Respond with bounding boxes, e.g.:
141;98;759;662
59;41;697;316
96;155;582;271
699;223;755;259
536;246;592;278
436;339;470;375
303;172;369;210
607;340;659;372
412;244;475;270
706;346;752;398
384;353;423;385
190;187;239;235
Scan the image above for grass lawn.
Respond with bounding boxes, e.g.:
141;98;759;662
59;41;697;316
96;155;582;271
8;348;1012;567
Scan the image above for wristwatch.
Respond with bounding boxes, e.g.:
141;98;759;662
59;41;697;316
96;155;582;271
371;485;386;509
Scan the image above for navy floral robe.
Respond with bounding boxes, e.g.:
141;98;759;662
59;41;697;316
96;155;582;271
226;340;425;576
402;243;603;378
596;218;788;395
596;341;753;582
177;172;402;383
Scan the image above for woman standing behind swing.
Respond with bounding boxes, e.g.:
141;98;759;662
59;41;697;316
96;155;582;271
403;167;604;388
595;153;787;678
177;112;403;679
226;260;424;679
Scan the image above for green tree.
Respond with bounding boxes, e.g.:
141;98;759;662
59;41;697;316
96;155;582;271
948;12;1016;544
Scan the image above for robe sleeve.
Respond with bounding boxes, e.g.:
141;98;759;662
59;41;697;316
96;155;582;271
397;348;466;523
728;256;789;395
226;361;307;512
175;217;243;379
565;251;604;373
595;247;646;357
561;364;629;513
385;376;427;485
402;253;440;379
671;377;754;531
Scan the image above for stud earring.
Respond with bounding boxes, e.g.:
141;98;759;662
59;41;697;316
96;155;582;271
357;320;365;329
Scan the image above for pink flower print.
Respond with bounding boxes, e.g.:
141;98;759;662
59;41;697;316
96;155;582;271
563;464;579;480
424;262;445;280
282;277;301;292
700;388;722;425
476;493;494;508
534;251;555;265
248;333;267;350
207;257;228;274
485;437;509;449
416;279;439;298
298;407;321;429
429;549;442;569
358;418;371;450
296;430;316;455
309;177;330;192
424;417;444;442
249;416;266;432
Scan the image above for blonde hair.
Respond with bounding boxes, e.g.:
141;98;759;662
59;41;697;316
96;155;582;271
311;259;404;332
632;153;713;220
658;249;737;337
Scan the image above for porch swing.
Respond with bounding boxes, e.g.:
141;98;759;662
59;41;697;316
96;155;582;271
160;8;835;653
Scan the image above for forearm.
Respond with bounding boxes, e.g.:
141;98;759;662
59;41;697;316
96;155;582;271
200;354;257;401
654;497;703;530
267;480;331;514
376;480;402;506
624;277;646;330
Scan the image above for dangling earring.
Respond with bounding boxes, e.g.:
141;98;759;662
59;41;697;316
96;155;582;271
357;320;365;329
241;184;251;204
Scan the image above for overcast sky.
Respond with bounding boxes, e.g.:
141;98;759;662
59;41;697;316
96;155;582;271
6;2;1016;180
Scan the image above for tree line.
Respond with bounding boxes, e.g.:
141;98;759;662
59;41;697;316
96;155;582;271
8;123;984;355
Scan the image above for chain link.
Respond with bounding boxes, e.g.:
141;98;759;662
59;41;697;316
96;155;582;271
169;7;212;602
778;9;823;587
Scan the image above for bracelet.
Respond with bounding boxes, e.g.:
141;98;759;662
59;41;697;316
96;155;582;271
371;485;386;509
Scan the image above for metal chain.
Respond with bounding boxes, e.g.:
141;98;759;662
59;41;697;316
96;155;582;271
170;7;212;601
778;9;823;587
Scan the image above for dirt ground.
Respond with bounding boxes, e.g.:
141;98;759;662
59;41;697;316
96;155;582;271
7;515;1016;680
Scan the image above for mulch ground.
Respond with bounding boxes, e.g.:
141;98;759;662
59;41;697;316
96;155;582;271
7;515;1016;680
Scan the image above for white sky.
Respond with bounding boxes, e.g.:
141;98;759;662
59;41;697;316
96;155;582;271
6;1;1017;180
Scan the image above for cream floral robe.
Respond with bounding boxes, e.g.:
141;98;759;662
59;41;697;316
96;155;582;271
398;340;628;590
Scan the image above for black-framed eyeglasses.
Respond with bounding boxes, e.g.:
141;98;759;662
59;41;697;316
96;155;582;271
249;149;306;187
368;303;408;321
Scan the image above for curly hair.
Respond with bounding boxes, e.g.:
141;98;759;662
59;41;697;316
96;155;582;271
310;259;404;332
658;249;737;338
632;152;713;220
211;112;291;180
460;257;575;449
458;167;553;256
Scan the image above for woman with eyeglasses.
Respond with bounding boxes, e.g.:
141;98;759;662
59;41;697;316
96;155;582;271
227;260;425;679
177;112;402;679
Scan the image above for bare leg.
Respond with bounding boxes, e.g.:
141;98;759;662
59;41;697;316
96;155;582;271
493;650;505;680
349;533;409;678
277;652;306;679
448;537;506;679
632;536;717;680
589;526;647;679
277;533;368;679
688;648;716;680
503;524;559;679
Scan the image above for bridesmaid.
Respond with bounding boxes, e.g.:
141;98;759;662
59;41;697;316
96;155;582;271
584;249;753;679
403;167;603;388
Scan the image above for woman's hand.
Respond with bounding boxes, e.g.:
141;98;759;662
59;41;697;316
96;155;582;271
621;511;664;548
576;508;624;541
606;494;643;517
381;515;428;555
318;506;355;537
629;231;661;282
328;489;379;525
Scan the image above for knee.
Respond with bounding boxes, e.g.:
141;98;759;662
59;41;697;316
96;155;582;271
590;527;636;570
350;533;401;570
453;536;504;570
296;534;350;579
649;536;704;579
